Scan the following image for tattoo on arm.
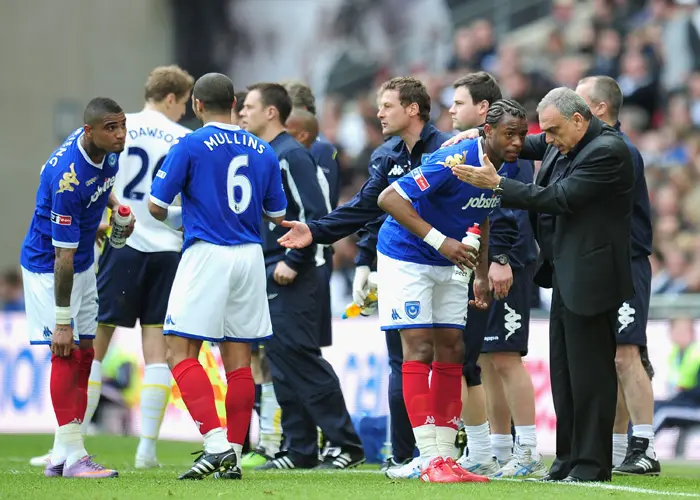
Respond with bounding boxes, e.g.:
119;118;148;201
54;248;76;307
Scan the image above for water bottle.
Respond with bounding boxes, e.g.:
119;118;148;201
452;223;481;284
109;206;133;249
342;272;379;319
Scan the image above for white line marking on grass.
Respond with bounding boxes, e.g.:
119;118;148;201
499;478;700;497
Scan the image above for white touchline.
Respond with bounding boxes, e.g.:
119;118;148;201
555;481;700;498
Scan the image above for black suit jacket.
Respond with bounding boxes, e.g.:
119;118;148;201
500;117;635;317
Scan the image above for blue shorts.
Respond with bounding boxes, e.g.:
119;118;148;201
97;244;180;328
481;264;534;356
616;257;651;347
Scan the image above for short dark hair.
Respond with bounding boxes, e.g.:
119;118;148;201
485;99;527;126
193;73;235;114
283;81;316;115
578;75;624;120
144;65;194;102
247;83;292;124
453;72;502;106
84;97;123;125
234;91;247;114
378;77;431;122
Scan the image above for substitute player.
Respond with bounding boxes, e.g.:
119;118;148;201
375;100;528;483
20;97;131;478
80;65;194;470
149;73;287;480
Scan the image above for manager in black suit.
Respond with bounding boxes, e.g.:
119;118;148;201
452;87;635;482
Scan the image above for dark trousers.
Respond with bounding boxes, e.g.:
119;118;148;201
385;331;416;461
265;264;362;460
548;277;618;481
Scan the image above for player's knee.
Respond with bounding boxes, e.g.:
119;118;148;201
615;344;639;374
490;352;523;377
433;330;465;364
403;337;433;364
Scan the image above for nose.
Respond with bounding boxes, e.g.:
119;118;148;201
448;104;456;115
377;109;384;119
544;133;554;144
511;135;523;149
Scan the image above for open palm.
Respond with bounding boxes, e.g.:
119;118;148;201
277;220;313;249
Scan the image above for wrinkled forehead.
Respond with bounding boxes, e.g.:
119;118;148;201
538;105;565;131
94;112;126;129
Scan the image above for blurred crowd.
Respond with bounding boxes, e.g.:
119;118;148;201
317;0;700;299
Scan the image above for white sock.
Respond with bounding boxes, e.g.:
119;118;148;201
203;427;231;454
491;433;513;463
259;382;282;455
613;433;628;467
54;423;88;468
465;422;493;463
230;442;243;466
435;426;458;458
136;363;171;459
632;424;656;459
82;360;102;434
514;425;537;456
413;423;439;458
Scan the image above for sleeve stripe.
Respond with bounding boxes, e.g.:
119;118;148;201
391;181;412;202
52;239;79;249
280;159;306;222
149;195;170;209
264;209;286;218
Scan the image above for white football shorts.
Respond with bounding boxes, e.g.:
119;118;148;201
163;241;272;342
377;252;469;331
22;266;98;345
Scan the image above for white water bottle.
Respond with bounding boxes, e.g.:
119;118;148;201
109;205;133;249
452;223;482;284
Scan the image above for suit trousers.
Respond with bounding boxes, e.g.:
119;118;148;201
548;272;618;481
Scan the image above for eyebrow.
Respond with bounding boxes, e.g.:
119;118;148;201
542;126;558;133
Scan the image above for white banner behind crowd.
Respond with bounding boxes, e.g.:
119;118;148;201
0;312;697;459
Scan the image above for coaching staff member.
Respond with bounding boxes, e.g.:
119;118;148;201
450;87;635;482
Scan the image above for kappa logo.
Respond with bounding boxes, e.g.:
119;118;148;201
447;416;460;427
56;163;80;194
438;152;465;168
617;302;636;332
424;416;435;425
387;164;407;176
462;193;499;210
405;301;421;320
391;309;401;321
503;303;522;341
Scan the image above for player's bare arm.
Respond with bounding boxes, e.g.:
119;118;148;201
148;200;168;221
470;217;492;310
53;247;76;357
377;185;478;271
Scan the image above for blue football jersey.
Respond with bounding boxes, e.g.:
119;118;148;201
150;122;287;251
20;128;121;274
377;138;520;266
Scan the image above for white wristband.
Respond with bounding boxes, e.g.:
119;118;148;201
165;206;183;230
423;228;447;251
55;306;72;325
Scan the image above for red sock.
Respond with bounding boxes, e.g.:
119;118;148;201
225;367;255;445
430;362;463;429
50;350;81;426
402;360;432;428
76;347;94;421
172;358;221;436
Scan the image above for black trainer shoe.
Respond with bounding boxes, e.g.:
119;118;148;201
178;449;237;480
380;456;412;472
613;437;661;476
213;464;242;480
255;453;319;470
314;447;365;470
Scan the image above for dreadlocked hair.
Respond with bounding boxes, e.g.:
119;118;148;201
484;99;526;127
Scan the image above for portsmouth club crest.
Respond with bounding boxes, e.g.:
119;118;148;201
108;154;117;167
405;301;421;320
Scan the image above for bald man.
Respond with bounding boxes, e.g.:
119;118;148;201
286;108;319;149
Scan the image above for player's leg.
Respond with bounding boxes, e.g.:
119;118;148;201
63;269;117;477
134;250;180;468
85;244;144;433
263;260;364;470
458;306;499;476
613;384;630;467
381;330;416;472
164;242;235;479
613;257;659;476
483;267;546;478
478;357;513;463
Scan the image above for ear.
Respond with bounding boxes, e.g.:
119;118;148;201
407;102;419;117
83;124;92;139
265;105;277;121
165;93;176;106
478;100;490;116
483;123;493;137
